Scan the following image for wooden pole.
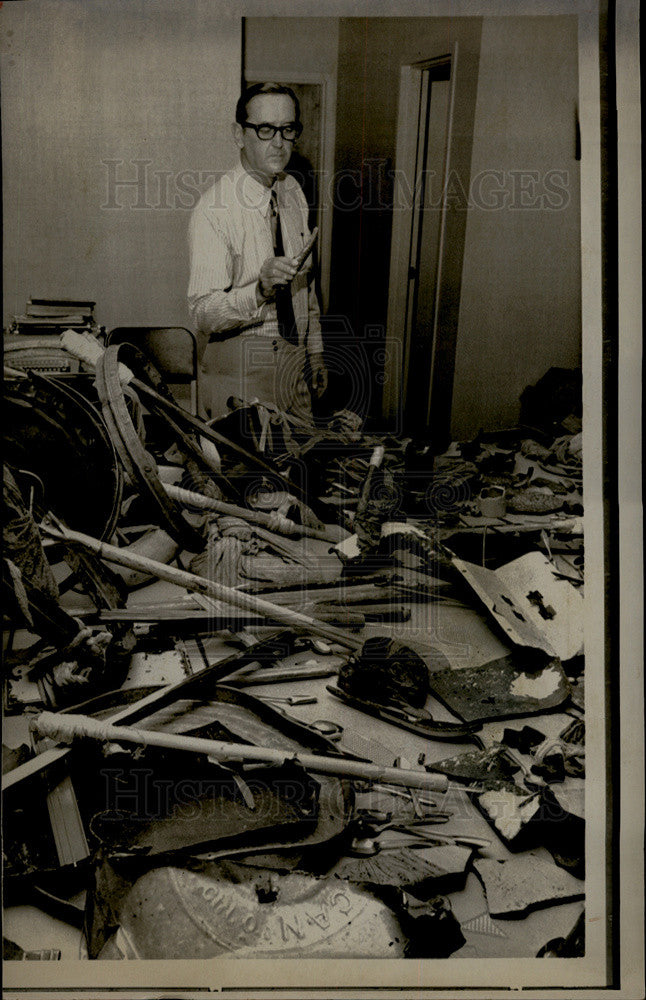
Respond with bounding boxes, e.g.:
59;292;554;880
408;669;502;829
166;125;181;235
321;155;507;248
41;523;363;651
31;712;449;793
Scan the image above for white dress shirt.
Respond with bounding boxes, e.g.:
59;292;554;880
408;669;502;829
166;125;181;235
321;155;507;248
188;159;323;356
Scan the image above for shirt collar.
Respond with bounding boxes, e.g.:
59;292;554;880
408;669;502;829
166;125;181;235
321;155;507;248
234;158;283;217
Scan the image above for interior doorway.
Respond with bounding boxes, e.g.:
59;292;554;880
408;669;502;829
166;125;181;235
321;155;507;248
384;47;472;450
403;60;452;433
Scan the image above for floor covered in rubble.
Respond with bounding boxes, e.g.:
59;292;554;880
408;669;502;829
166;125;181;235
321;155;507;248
3;357;585;962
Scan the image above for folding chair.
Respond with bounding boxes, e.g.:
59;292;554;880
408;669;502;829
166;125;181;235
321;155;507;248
106;327;199;414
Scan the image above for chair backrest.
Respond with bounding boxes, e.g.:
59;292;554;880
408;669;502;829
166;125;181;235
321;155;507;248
107;327;197;380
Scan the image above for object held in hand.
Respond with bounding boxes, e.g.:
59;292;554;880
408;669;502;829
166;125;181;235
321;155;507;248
294;228;318;273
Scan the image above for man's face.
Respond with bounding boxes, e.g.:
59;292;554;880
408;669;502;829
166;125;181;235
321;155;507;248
235;94;297;185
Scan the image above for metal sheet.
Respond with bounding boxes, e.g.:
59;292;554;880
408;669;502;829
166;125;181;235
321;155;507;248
428;654;570;723
474;854;584;917
92;762;322;859
324;843;472;894
452;552;584;661
97;866;406;958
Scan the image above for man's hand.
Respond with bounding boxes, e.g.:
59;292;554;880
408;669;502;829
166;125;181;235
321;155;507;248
309;353;328;398
257;255;298;302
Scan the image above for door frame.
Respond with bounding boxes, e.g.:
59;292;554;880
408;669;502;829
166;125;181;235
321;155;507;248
383;46;461;433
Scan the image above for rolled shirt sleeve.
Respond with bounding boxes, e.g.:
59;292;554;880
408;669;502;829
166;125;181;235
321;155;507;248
188;163;323;357
188;203;266;339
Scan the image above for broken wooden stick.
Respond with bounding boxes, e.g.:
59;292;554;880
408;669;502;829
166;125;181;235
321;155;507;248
162;482;344;543
31;711;449;793
41;522;364;651
3;631;291;792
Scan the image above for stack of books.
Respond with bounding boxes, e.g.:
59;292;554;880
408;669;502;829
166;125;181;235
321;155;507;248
10;298;97;336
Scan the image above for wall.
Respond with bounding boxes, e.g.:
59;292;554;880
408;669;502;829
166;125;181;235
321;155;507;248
1;0;241;332
330;17;483;423
451;15;581;437
244;17;339;308
330;14;580;437
245;17;339;80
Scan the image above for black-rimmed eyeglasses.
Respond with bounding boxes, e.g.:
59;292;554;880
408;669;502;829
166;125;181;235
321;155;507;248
243;121;303;141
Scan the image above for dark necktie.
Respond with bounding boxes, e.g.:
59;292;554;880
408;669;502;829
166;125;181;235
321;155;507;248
270;190;298;345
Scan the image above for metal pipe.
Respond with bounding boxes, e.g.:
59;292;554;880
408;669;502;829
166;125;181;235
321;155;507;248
32;711;449;793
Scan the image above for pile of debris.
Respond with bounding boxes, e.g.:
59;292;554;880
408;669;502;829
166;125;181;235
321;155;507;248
3;341;585;961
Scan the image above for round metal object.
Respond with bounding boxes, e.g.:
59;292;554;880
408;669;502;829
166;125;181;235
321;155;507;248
97;867;406;959
3;372;122;539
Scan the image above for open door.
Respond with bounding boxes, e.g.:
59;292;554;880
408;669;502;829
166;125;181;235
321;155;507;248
383;45;475;449
403;60;452;432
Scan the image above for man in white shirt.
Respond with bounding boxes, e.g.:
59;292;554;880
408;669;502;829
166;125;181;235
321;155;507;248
188;82;328;421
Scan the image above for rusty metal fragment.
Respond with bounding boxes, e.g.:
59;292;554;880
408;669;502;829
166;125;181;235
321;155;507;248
428;653;570;723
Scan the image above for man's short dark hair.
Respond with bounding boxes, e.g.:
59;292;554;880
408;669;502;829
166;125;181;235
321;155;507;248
235;82;300;125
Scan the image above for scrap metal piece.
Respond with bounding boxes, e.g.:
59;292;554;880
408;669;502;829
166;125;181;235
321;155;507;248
259;694;318;707
46;774;89;867
451;551;584;661
92;762;321;859
95;867;407;959
474;854;584;918
477;788;543;848
428;653;570;723
424;747;519;791
327;684;480;741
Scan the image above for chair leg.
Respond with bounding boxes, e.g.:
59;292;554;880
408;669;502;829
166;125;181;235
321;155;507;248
190;380;198;416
